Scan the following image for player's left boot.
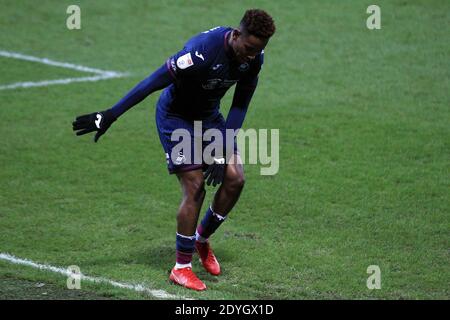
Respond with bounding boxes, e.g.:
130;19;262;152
195;241;221;276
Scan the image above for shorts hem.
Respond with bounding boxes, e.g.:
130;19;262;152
169;164;204;175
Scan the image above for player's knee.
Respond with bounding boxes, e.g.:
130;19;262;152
226;171;245;193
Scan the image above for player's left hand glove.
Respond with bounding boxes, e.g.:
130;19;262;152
204;157;226;187
72;109;117;142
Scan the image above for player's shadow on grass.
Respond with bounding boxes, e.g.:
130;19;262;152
132;244;174;271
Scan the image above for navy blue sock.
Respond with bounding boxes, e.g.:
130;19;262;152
175;233;196;265
196;206;227;240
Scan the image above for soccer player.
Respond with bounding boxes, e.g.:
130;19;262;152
72;9;276;291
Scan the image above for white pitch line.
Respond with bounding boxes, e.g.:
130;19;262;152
0;50;117;75
0;74;122;90
0;252;189;300
0;50;127;91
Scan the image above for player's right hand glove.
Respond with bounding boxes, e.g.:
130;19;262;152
204;157;226;187
72;109;117;142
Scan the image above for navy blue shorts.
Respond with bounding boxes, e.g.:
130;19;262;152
156;109;238;174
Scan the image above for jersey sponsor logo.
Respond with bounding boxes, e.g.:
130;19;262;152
202;78;238;90
202;79;221;90
195;51;205;61
176;52;194;70
221;79;238;88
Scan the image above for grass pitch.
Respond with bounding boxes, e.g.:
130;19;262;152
0;0;448;299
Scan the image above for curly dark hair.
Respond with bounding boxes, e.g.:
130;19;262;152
240;9;276;40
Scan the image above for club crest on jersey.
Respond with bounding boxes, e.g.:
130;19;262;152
177;52;194;70
238;63;249;72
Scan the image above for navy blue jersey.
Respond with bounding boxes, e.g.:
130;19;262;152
157;26;264;120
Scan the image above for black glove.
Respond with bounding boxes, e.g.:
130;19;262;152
204;157;226;187
72;109;117;142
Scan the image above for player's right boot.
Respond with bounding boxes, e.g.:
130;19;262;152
169;267;207;291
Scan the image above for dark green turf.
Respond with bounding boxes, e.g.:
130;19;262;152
0;0;448;299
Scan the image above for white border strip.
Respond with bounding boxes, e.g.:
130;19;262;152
0;50;127;90
0;252;188;300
